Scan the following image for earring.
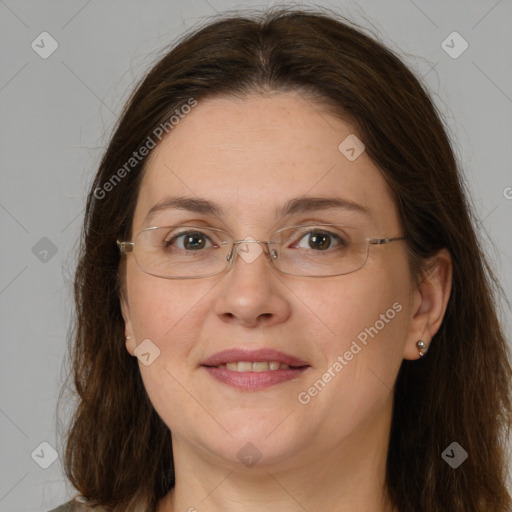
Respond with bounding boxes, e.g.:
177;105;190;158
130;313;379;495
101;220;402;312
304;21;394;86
417;340;428;357
125;336;131;340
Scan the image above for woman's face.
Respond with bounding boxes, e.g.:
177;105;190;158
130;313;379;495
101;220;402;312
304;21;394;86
121;91;422;470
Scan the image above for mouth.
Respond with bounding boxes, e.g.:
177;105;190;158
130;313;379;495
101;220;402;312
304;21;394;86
205;361;303;371
200;348;311;390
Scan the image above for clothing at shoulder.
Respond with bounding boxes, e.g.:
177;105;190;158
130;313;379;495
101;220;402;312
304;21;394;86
47;503;71;512
48;499;107;512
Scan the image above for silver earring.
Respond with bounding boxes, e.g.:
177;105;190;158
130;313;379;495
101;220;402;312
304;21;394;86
417;340;428;357
125;336;131;340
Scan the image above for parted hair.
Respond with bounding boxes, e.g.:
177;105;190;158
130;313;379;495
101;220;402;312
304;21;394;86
58;6;512;512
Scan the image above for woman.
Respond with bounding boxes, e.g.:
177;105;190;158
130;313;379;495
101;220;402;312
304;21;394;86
52;6;512;512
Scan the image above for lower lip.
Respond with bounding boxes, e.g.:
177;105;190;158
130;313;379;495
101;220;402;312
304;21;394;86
201;366;309;390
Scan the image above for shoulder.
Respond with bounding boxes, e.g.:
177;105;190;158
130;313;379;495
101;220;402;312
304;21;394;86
47;498;108;512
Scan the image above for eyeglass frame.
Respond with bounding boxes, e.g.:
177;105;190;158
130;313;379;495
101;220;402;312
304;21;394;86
116;223;407;279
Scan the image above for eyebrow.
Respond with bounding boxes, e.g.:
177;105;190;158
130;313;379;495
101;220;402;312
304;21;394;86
145;195;370;223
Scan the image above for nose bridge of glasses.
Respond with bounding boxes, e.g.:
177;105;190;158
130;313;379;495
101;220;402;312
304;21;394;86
227;238;277;265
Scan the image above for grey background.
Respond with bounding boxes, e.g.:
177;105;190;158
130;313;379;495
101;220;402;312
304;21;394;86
1;1;511;511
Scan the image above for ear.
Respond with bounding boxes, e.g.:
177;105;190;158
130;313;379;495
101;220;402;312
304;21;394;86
403;248;453;360
120;295;137;357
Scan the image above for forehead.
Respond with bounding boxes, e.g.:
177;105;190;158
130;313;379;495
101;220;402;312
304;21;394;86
132;92;400;233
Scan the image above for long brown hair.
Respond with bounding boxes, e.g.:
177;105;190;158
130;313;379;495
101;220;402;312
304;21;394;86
58;6;512;511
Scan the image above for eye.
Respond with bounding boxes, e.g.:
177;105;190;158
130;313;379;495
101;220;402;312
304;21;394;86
163;230;215;251
291;229;348;251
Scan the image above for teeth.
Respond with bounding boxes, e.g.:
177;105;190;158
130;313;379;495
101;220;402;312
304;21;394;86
252;362;270;372
220;361;291;371
237;362;253;372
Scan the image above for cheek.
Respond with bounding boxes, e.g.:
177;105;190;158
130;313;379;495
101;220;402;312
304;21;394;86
311;264;408;353
124;270;210;425
125;264;202;356
300;262;409;407
126;252;193;322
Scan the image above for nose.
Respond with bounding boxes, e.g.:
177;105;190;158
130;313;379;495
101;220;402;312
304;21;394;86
214;239;291;327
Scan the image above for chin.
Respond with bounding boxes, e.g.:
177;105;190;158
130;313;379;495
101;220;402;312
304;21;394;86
204;424;306;467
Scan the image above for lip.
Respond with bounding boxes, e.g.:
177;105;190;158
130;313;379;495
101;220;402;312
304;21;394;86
200;348;311;391
200;348;310;367
202;366;309;390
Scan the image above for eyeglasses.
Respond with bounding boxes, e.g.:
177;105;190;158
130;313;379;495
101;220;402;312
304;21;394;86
117;223;406;279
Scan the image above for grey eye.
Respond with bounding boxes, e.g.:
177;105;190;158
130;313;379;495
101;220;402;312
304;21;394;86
164;231;213;251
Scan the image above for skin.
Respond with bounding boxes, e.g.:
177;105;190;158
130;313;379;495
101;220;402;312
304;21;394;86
120;91;452;512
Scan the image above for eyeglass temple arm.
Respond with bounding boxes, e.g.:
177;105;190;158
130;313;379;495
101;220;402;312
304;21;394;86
116;240;134;254
369;236;407;245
